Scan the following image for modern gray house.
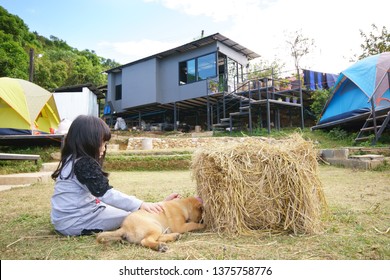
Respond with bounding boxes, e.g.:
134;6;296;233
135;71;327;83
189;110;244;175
105;33;305;132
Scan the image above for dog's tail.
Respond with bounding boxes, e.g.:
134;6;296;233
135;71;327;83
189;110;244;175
96;228;126;244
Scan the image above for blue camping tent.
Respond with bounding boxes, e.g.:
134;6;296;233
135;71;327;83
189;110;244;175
316;52;390;128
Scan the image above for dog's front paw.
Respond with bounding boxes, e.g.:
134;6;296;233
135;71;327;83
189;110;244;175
158;243;169;252
174;233;181;241
198;223;206;229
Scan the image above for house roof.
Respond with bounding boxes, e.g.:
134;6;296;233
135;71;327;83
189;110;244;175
106;33;260;73
53;83;105;99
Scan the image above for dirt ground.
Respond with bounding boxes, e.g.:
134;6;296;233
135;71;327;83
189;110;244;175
318;166;390;213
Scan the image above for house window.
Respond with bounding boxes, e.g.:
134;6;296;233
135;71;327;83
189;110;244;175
179;59;196;85
179;52;216;85
198;53;216;80
115;84;122;100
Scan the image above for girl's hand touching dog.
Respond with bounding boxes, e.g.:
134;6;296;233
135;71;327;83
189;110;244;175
140;202;164;214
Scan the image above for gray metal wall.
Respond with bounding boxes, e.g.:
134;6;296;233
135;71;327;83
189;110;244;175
217;42;249;66
108;72;122;113
121;58;158;109
158;43;217;104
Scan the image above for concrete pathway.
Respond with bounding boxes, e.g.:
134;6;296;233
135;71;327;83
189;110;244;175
0;162;58;192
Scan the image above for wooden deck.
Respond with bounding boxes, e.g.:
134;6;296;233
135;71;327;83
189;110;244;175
0;153;40;164
0;134;65;147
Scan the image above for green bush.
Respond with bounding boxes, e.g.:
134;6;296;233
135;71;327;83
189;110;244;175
310;88;331;121
328;127;350;140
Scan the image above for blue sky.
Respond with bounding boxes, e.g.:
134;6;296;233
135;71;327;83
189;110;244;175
1;0;388;74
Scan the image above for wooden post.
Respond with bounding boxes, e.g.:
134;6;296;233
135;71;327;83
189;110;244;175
138;111;141;130
298;69;304;129
370;98;377;145
266;79;271;134
207;82;211;131
173;102;177;131
29;48;34;82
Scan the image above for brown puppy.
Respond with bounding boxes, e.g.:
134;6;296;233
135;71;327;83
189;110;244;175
96;197;205;252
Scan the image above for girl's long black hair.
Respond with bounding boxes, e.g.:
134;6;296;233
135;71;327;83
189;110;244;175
52;115;111;180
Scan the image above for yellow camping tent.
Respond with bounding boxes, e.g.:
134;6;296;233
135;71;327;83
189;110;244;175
0;77;60;135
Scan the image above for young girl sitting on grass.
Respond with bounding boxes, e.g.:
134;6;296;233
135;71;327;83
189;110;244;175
50;115;179;236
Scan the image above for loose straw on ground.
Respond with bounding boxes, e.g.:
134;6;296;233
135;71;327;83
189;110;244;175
191;133;327;236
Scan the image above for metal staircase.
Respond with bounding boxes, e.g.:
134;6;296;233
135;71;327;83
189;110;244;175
212;81;257;132
212;74;304;133
355;108;390;145
229;97;252;132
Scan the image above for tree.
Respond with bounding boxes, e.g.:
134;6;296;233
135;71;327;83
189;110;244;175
0;6;113;90
248;59;285;80
0;6;29;43
0;32;28;79
285;30;315;72
101;58;121;70
310;88;331;121
358;24;390;59
34;55;69;90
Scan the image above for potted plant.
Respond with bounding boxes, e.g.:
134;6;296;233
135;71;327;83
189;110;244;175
247;66;274;88
285;96;291;102
279;78;291;90
208;80;218;93
292;96;298;103
290;73;304;89
273;80;280;91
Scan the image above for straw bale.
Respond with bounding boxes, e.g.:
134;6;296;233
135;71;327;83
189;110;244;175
191;133;327;236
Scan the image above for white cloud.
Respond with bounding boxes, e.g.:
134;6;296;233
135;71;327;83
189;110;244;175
140;0;356;73
100;0;389;73
96;39;179;64
218;0;388;73
145;0;277;22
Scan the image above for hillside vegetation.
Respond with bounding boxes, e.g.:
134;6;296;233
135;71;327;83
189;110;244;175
0;6;119;90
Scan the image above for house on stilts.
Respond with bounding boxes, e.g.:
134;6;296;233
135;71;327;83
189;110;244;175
104;33;308;133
